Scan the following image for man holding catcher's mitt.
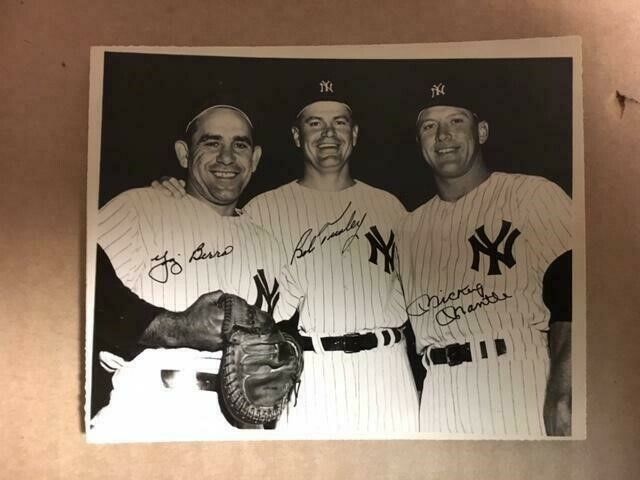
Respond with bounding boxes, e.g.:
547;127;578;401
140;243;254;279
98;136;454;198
90;102;302;441
141;290;303;426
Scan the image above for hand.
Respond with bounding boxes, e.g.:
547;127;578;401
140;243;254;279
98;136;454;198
151;176;187;198
544;322;572;436
139;290;226;351
544;394;571;436
181;290;225;350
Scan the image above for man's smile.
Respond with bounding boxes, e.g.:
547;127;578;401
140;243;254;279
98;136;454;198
209;168;240;179
435;145;460;155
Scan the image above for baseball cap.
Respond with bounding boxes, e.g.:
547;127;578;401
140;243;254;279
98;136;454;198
416;78;487;124
293;76;356;120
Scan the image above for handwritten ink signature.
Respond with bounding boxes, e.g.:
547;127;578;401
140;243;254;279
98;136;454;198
290;201;367;264
148;251;183;284
188;242;233;262
406;283;513;326
148;243;234;284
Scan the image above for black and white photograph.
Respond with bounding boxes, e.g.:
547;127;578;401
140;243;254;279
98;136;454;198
85;39;585;442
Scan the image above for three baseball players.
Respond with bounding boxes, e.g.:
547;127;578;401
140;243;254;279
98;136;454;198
94;76;573;437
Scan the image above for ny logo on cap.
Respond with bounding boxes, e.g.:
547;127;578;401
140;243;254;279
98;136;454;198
431;82;446;98
319;80;334;93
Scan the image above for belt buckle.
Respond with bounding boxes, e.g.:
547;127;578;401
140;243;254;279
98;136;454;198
342;333;362;354
445;343;464;366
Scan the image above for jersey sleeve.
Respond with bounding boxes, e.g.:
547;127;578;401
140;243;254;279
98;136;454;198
271;263;304;322
523;179;572;271
252;225;301;322
97;190;147;292
268;236;302;322
369;207;411;328
392;215;413;312
388;192;408;218
242;195;267;228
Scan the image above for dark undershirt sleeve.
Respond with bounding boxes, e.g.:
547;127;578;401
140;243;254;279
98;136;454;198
542;250;572;324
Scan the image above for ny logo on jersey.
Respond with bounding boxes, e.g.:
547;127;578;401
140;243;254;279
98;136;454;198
365;226;396;274
468;220;521;275
319;80;334;93
431;82;446;98
253;269;280;315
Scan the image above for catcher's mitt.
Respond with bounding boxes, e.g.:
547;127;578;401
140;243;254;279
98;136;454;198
218;293;303;425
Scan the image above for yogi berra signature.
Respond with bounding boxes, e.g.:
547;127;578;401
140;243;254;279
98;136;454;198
406;283;512;326
148;243;234;283
290;201;367;264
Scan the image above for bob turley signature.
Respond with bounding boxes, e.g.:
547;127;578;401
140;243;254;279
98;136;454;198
406;283;512;326
290;201;367;264
148;242;234;283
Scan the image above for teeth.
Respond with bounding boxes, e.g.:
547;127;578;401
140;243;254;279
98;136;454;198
212;172;237;178
437;147;456;154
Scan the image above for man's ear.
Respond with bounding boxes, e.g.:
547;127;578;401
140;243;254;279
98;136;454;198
478;121;489;145
352;124;359;147
251;145;262;172
291;126;301;148
174;140;189;169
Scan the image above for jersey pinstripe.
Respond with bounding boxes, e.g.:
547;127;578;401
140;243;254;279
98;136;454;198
398;172;572;350
91;187;293;441
396;172;572;436
244;180;408;335
244;180;419;433
98;187;292;319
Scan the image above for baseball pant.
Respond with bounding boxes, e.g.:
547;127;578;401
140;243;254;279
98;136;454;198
89;348;242;442
420;332;550;436
278;338;420;434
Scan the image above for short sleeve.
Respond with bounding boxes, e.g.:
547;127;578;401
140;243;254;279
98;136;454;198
97;191;146;291
391;195;408;217
253;225;301;322
267;235;301;322
271;263;304;322
523;179;572;270
392;215;413;312
242;196;266;228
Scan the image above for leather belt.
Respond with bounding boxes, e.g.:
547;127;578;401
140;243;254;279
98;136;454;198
160;369;218;392
299;328;404;353
426;338;507;366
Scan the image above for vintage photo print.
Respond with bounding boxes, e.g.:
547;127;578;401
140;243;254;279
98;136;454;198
85;38;585;442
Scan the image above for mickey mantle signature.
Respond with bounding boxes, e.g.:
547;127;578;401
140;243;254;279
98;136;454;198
148;242;234;283
406;283;512;326
290;201;367;264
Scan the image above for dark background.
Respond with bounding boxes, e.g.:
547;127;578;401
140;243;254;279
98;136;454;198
99;52;573;209
92;52;573;415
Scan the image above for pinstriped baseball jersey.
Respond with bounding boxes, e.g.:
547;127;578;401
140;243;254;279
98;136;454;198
92;187;296;440
244;180;408;335
397;172;572;352
244;179;419;433
98;187;292;320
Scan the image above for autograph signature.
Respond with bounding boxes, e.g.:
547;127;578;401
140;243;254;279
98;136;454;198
290;201;367;264
406;283;512;326
189;242;233;262
148;243;234;283
148;251;183;283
